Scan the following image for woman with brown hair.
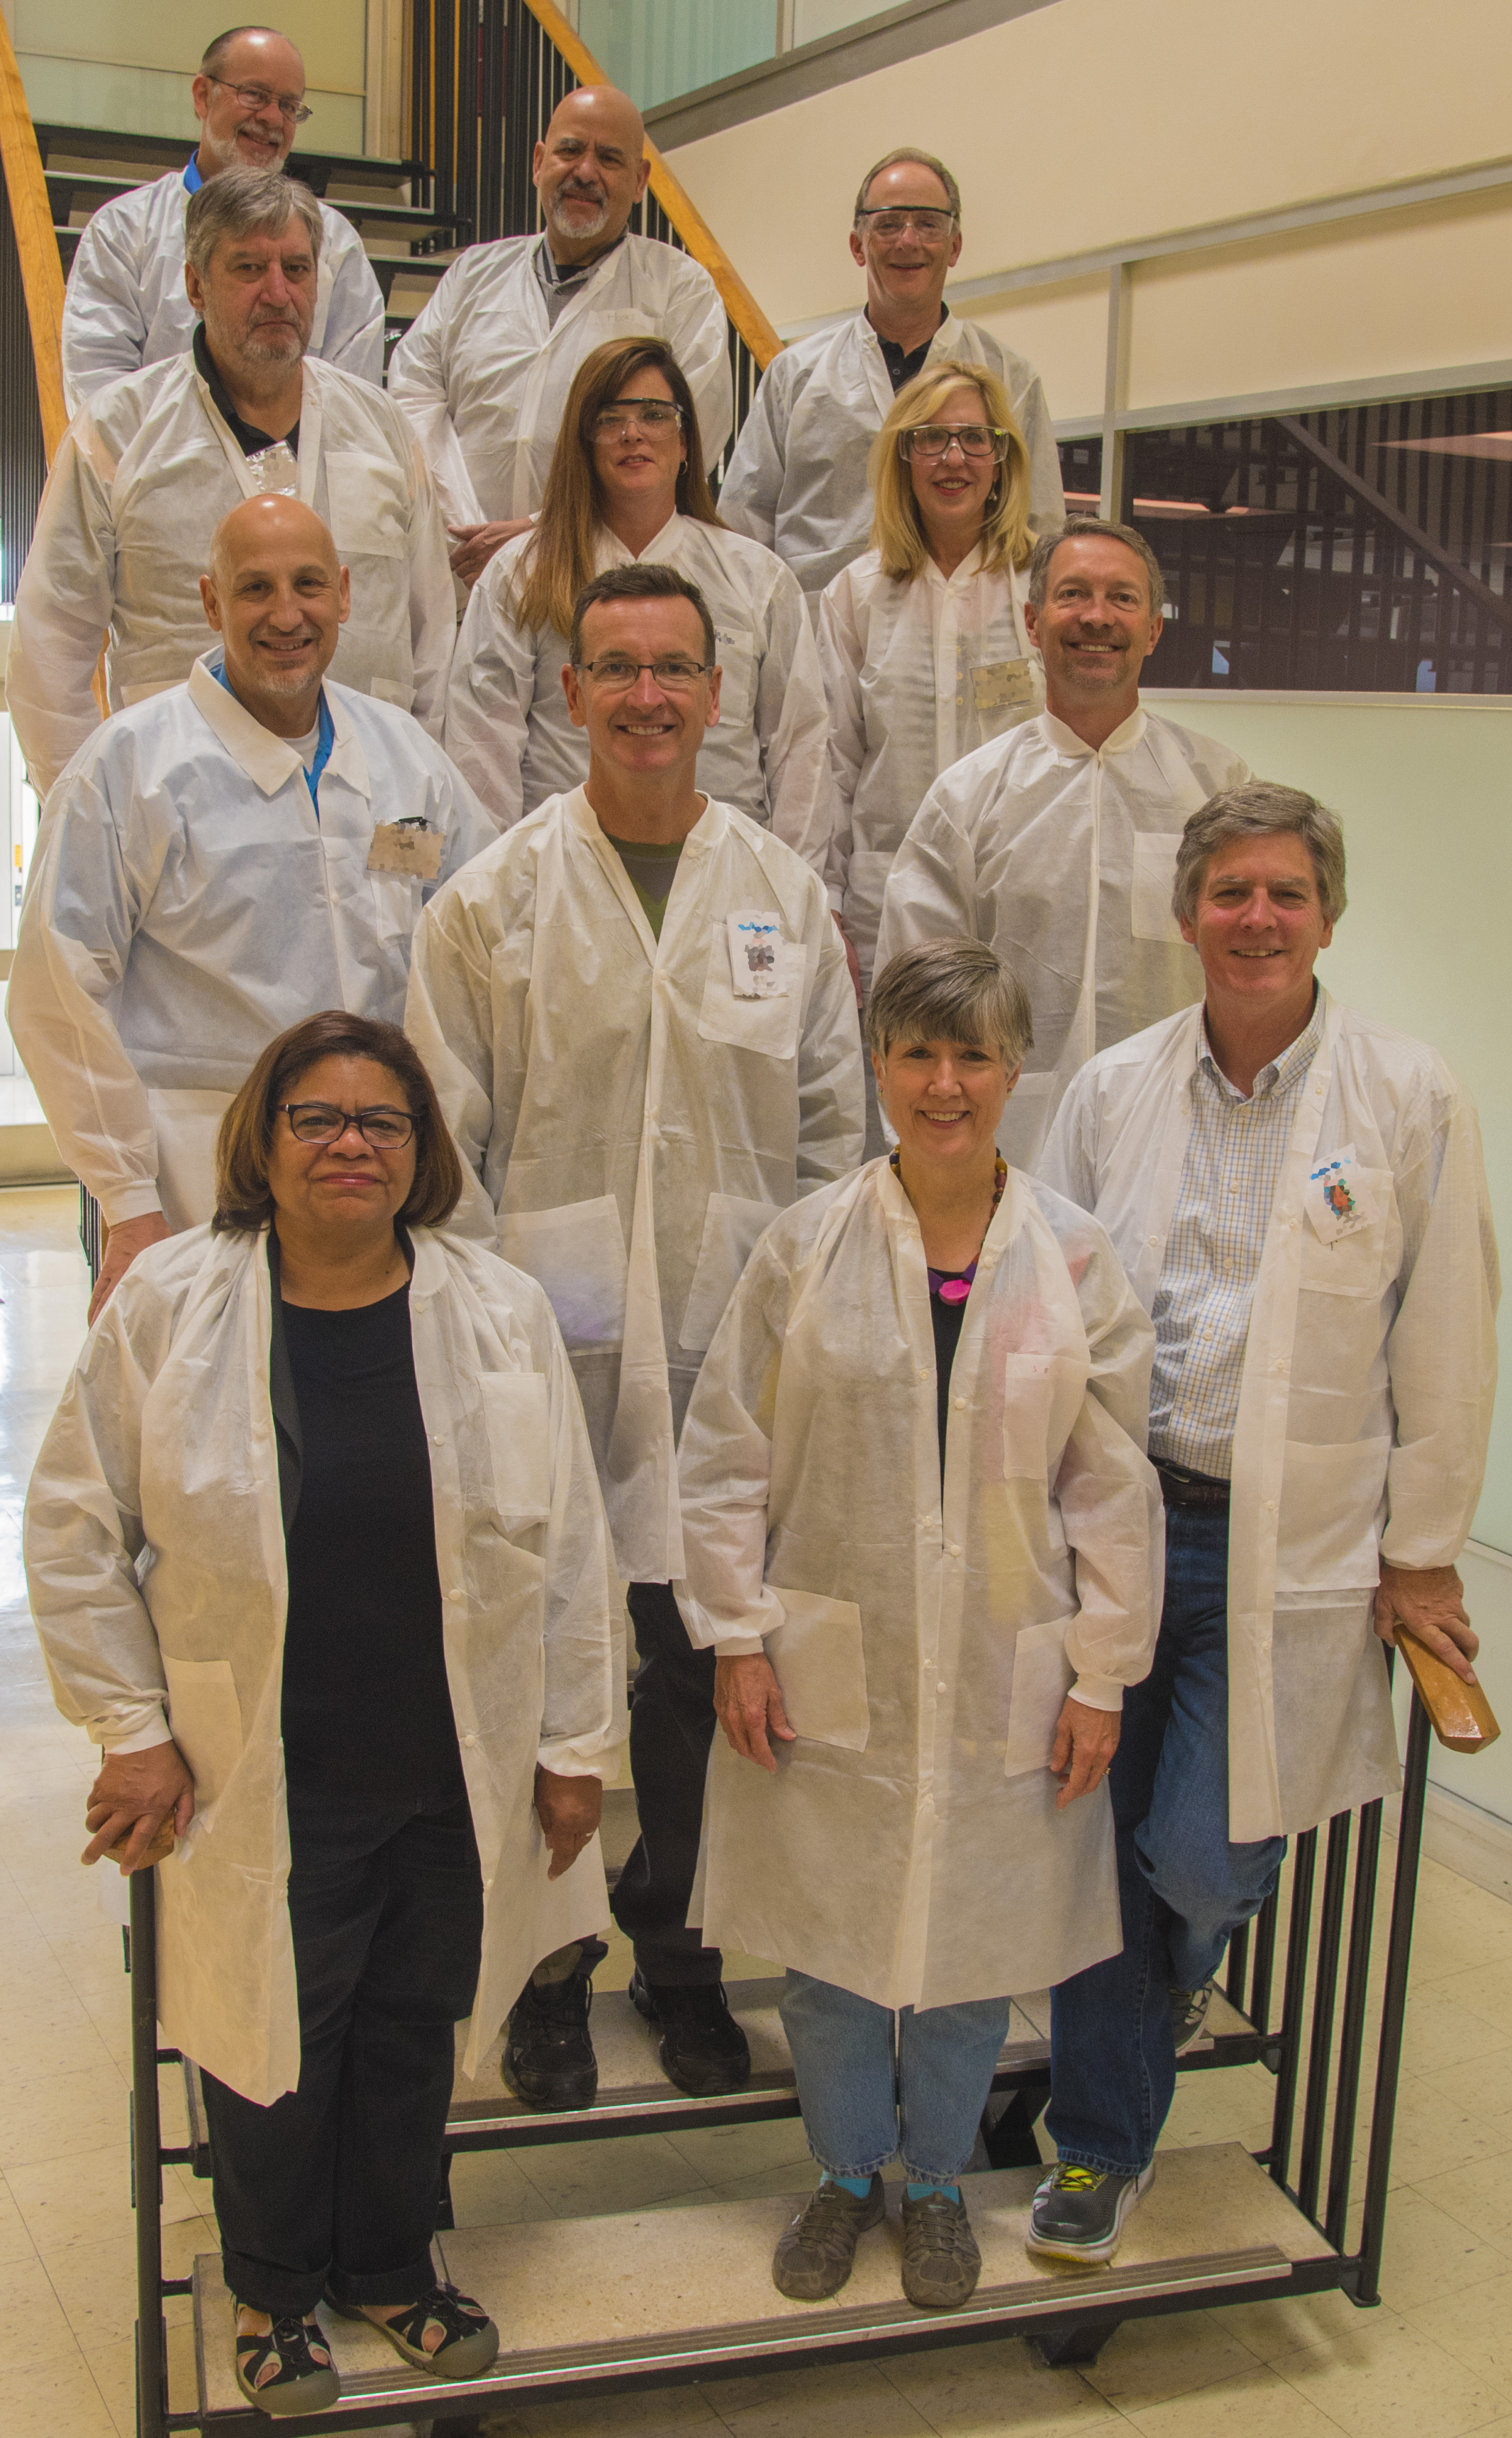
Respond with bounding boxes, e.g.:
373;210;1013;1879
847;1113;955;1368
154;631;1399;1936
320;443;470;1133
818;362;1042;1142
443;334;836;877
26;1011;622;2415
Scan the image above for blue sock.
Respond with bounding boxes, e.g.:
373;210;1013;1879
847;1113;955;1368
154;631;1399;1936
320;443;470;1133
907;2180;961;2202
823;2173;873;2199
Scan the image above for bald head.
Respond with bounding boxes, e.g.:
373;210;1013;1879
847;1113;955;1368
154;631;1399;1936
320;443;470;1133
201;496;349;736
533;84;649;262
193;28;307;177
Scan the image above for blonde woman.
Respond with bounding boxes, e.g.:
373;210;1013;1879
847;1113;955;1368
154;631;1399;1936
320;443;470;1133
443;337;835;880
818;363;1043;1069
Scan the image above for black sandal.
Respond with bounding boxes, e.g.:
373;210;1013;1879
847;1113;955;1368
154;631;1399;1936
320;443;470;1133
327;2281;499;2379
233;2304;340;2416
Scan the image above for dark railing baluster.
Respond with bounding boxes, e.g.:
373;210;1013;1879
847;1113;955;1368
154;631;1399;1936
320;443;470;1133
1297;1810;1352;2221
1324;1795;1383;2250
1354;1695;1433;2302
1268;1828;1316;2185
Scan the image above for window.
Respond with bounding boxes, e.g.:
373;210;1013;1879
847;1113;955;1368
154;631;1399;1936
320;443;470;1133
1057;387;1512;694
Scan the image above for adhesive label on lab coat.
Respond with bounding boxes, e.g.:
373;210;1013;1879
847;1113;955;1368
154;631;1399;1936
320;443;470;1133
368;821;444;879
727;910;787;996
969;658;1037;715
1305;1147;1376;1244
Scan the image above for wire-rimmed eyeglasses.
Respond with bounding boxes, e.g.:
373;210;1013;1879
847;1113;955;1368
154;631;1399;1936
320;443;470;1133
205;76;313;124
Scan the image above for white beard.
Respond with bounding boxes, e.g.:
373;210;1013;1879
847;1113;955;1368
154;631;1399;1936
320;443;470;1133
544;190;610;243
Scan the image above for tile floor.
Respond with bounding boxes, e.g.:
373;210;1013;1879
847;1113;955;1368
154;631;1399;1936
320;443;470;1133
1;1185;1511;2438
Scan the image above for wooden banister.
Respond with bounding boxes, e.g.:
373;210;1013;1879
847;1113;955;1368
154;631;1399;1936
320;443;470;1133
521;0;783;370
0;13;66;463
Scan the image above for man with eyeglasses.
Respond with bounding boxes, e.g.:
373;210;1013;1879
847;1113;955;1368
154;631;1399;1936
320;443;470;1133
8;494;492;1322
390;85;732;591
719;148;1064;606
407;561;863;2108
61;25;384;412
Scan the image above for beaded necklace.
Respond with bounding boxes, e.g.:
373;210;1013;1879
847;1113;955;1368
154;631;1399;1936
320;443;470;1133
890;1151;1008;1302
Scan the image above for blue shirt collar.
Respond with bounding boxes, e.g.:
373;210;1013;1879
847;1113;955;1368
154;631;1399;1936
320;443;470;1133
211;661;334;810
183;154;204;196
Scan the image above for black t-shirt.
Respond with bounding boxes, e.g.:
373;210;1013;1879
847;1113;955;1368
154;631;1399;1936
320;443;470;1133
193;321;301;458
279;1283;463;1803
931;1275;971;1478
875;304;950;393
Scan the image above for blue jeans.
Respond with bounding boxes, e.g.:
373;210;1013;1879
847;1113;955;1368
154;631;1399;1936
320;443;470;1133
780;1971;1013;2187
1045;1502;1285;2176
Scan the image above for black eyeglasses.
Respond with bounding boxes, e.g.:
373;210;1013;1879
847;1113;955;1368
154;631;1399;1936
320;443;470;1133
205;76;313;123
277;1102;416;1147
900;424;1011;462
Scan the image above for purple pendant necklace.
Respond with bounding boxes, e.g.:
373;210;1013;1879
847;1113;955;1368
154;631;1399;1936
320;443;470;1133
891;1151;1008;1303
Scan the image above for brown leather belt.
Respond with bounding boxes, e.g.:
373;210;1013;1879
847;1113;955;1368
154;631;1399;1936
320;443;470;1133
1155;1459;1231;1511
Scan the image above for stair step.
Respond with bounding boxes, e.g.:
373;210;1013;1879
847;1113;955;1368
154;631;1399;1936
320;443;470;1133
191;2145;1335;2421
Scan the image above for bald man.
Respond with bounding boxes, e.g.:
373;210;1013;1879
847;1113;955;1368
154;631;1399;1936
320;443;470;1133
390;84;732;588
8;497;493;1319
61;24;384;412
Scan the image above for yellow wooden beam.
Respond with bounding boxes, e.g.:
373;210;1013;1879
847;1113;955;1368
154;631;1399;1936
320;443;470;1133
0;13;66;464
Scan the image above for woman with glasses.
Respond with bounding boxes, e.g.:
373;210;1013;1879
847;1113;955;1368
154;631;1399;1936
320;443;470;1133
818;363;1041;1144
26;1010;622;2416
443;336;836;880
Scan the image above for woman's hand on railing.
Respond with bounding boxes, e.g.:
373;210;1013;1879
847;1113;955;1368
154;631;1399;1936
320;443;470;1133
714;1653;795;1773
84;1741;195;1871
448;519;534;587
533;1764;602;1879
1049;1696;1121;1811
1374;1561;1479;1684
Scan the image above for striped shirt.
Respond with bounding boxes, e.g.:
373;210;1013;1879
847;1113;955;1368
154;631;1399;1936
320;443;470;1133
1149;992;1325;1480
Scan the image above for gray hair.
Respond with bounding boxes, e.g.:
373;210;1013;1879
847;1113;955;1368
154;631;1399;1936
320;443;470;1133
854;147;961;223
865;939;1033;1065
185;164;323;280
1173;783;1348;926
1028;517;1166;618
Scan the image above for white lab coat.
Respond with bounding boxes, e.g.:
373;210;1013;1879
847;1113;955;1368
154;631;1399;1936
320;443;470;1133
444;513;837;877
718;310;1064;605
24;1220;624;2105
818;543;1041;978
876;707;1251;1170
6;656;494;1229
388;235;732;528
6;352;456;797
676;1158;1163;2008
1039;993;1500;1841
405;786;866;1582
60;168;385;414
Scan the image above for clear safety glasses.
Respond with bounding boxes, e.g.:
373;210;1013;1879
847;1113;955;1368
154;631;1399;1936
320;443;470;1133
277;1103;416;1148
901;424;1011;463
854;207;957;241
591;400;685;442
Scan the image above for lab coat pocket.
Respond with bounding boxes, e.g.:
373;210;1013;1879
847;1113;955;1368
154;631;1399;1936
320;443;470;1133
478;1372;551;1530
765;1588;869;1752
696;923;804;1060
324;450;408;560
498;1197;629;1349
1003;1615;1074;1780
162;1656;243;1812
679;1191;782;1350
1130;833;1185;943
1000;1352;1083;1481
711;629;755;730
369;869;421;945
1275;1437;1391;1594
1299;1166;1392;1298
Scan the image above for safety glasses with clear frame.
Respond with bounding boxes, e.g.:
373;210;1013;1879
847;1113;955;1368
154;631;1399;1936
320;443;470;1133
900;424;1011;463
854;207;957;240
591;399;685;443
277;1102;416;1148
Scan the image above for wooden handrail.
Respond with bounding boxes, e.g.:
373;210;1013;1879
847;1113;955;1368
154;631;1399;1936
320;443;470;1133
521;0;783;370
0;13;66;463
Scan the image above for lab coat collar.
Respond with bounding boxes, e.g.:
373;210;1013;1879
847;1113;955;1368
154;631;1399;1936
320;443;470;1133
601;511;685;568
187;652;370;802
561;782;723;963
1040;703;1149;761
921;541;988;593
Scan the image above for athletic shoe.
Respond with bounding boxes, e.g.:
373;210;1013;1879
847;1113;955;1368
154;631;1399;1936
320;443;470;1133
900;2187;982;2307
1027;2161;1154;2264
630;1968;751;2095
772;2174;886;2299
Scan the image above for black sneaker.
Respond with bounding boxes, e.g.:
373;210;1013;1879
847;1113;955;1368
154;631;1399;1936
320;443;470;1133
629;1967;751;2095
1172;1980;1215;2056
1027;2161;1154;2264
502;1970;597;2109
772;2174;886;2299
900;2188;982;2308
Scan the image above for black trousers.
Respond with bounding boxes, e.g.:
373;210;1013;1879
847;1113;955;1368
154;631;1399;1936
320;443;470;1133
200;1783;483;2317
609;1580;724;1986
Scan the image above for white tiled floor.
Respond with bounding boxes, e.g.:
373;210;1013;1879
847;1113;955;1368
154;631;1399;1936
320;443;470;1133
1;1185;1511;2438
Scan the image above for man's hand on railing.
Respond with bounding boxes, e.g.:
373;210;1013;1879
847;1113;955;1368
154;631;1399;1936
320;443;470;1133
448;518;533;587
1374;1560;1479;1684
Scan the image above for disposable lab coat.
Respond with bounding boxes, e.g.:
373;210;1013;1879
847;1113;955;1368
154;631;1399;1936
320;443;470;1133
1039;993;1500;1840
876;707;1250;1170
6;352;455;797
676;1158;1163;2009
24;1221;624;2105
6;656;494;1230
60;169;385;413
718;311;1064;604
444;513;837;877
818;543;1041;982
405;786;866;1581
388;235;732;528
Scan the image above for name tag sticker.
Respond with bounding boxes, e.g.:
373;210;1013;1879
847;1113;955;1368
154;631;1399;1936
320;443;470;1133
368;821;443;880
1305;1147;1375;1244
727;910;786;998
970;658;1037;714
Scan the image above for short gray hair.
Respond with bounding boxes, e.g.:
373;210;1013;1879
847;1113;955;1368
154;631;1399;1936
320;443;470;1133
854;147;961;223
1028;517;1166;618
1173;783;1348;926
866;939;1033;1065
185;164;323;280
